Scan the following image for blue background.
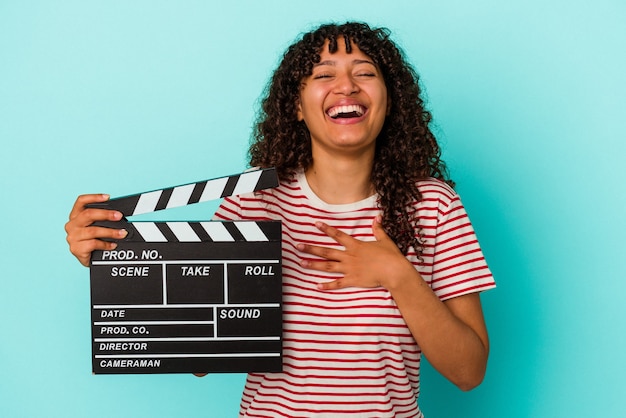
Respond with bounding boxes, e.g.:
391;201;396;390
1;1;625;417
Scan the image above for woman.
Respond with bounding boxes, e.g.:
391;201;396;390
66;22;495;418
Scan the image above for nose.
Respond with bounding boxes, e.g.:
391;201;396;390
333;73;359;95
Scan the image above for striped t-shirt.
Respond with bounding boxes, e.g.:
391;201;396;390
214;170;495;418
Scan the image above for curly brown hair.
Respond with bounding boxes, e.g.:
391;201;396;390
249;21;453;255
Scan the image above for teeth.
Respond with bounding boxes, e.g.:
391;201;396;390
327;105;365;118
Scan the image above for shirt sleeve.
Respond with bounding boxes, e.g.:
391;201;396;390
212;195;243;221
429;193;496;301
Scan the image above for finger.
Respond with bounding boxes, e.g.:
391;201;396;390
67;226;126;251
81;207;124;224
69;208;124;232
296;243;343;261
371;215;391;242
65;210;124;241
69;194;110;220
300;258;342;273
70;238;119;267
315;221;354;246
75;225;128;242
317;278;349;291
66;226;127;264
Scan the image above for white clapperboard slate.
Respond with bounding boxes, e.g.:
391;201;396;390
88;168;282;374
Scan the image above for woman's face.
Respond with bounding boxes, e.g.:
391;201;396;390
297;39;389;160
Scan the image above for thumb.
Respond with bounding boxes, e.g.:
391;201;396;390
372;215;389;241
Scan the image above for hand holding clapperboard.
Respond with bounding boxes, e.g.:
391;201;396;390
87;168;282;374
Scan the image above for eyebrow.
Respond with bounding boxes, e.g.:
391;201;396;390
313;59;376;67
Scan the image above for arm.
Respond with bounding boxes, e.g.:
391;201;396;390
386;272;489;391
298;217;489;391
64;194;128;266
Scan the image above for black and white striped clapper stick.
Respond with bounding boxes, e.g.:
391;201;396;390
88;167;283;375
88;167;279;243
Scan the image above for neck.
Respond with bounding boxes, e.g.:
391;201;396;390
305;152;375;204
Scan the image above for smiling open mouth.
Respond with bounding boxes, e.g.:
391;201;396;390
327;104;366;119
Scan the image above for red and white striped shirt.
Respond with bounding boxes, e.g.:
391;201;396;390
214;171;495;418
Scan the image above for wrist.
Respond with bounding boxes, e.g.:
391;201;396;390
381;258;423;292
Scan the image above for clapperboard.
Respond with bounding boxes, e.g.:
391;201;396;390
88;168;282;374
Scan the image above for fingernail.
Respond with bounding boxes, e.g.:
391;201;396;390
118;229;128;238
296;243;304;251
112;211;123;220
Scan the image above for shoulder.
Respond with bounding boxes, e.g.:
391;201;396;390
414;178;459;208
